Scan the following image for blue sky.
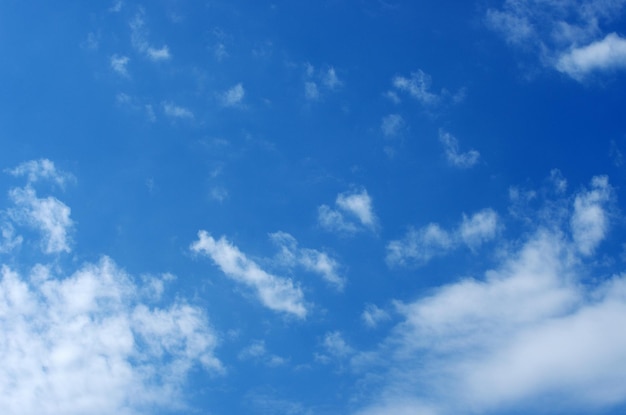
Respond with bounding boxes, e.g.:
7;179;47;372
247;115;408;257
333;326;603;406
2;1;626;414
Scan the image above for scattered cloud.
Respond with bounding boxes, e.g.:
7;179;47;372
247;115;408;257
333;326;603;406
304;82;320;101
391;70;439;105
316;331;354;364
110;54;130;77
362;304;391;328
318;188;378;235
438;129;480;168
8;186;73;254
570;175;612;256
8;159;75;188
130;12;172;62
220;83;245;107
190;231;307;318
381;114;405;138
303;64;342;101
322;67;342;90
162;102;194;119
354;176;626;415
238;340;287;367
387;208;498;267
270;231;345;290
486;0;626;80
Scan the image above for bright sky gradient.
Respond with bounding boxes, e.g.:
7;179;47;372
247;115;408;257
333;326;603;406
2;1;626;414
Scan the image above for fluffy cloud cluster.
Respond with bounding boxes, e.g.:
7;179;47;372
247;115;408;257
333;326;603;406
0;160;222;415
486;0;626;80
355;176;626;415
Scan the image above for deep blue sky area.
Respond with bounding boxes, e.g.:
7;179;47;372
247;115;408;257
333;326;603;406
2;1;626;414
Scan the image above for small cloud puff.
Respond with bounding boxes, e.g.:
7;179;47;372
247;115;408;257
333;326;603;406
387;208;499;267
318;188;378;235
438;129;480;168
220;83;245;107
162;101;194;119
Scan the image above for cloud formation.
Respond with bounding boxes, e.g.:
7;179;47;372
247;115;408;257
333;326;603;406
220;83;245;107
356;175;624;415
318;188;377;234
130;12;171;61
387;208;498;266
191;231;307;318
438;129;480;168
270;231;345;290
486;0;626;80
0;258;222;415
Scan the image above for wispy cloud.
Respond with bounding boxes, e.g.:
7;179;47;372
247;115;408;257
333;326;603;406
318;188;378;235
220;83;245;107
486;0;626;80
162;101;194;119
190;231;307;318
354;177;625;415
270;231;345;290
8;159;75;188
110;54;130;77
130;12;171;62
381;114;405;138
387;208;498;267
303;64;342;101
238;340;287;367
438;129;480;168
362;304;391;328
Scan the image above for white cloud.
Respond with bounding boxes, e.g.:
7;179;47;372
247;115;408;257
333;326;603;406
0;223;22;253
387;209;498;267
162;102;194;119
270;231;345;290
355;175;626;415
8;159;74;188
459;209;499;249
318;188;377;234
317;331;353;363
362;304;391;328
190;231;307;318
438;129;480;168
570;175;612;255
220;83;245;107
0;258;221;415
238;340;287;367
8;187;73;254
110;54;130;77
130;12;171;62
381;114;405;138
391;70;439;105
303;64;342;101
556;33;626;80
322;67;342;89
486;0;626;80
